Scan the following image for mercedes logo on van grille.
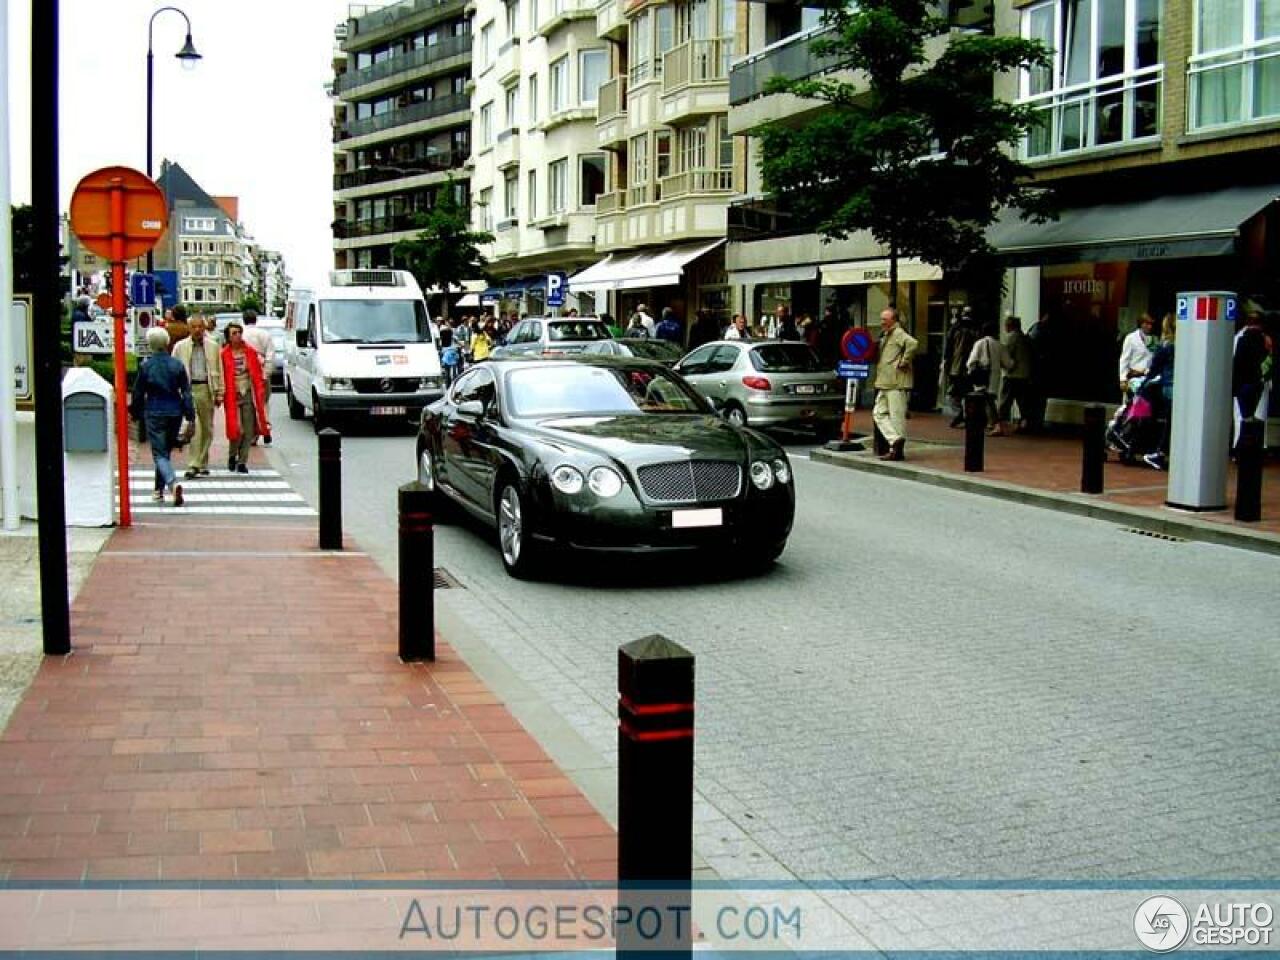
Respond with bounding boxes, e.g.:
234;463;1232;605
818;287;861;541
379;378;394;394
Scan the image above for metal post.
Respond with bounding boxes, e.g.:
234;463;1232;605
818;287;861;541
318;428;342;550
964;392;985;473
1081;403;1105;495
109;190;131;528
1234;418;1264;523
398;482;435;662
618;634;693;960
0;0;18;531
824;378;864;452
32;0;70;656
145;45;154;278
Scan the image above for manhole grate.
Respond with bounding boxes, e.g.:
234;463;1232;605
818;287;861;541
1122;527;1186;543
433;567;463;589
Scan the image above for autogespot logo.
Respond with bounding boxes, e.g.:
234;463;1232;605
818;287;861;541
1135;896;1191;952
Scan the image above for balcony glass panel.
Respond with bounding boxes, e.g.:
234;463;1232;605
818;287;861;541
728;25;844;106
336;34;470;94
344;93;469;138
1020;67;1162;158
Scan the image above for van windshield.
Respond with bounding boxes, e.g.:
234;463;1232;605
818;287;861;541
319;300;431;344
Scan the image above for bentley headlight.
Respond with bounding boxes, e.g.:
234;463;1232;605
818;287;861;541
588;466;623;498
772;458;791;485
325;377;354;392
750;461;775;490
550;465;584;494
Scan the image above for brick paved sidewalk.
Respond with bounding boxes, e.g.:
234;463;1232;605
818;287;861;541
0;522;616;882
830;410;1280;540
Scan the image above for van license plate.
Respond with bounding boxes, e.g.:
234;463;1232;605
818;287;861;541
672;508;722;528
371;405;406;416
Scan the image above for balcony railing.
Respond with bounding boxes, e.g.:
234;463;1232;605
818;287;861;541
334;152;469;190
726;194;801;241
537;0;595;34
1187;38;1280;131
335;34;471;94
627;183;652;207
728;25;843;106
596;190;626;214
658;168;734;199
597;76;627;119
333;213;424;239
349;0;466;38
1020;66;1162;160
344;93;469;139
663;38;730;93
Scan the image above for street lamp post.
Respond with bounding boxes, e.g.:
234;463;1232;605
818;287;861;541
146;6;201;278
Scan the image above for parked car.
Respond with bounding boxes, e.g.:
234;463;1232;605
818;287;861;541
257;315;286;386
581;337;685;367
415;357;795;578
489;317;613;359
673;340;842;437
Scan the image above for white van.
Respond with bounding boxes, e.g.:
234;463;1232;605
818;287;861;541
283;269;444;431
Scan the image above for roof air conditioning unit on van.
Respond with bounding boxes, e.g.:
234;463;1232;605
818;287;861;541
329;269;407;287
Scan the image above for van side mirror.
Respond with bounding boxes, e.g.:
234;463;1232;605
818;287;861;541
296;329;309;348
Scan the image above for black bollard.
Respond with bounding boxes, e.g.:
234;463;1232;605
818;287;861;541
1235;418;1264;523
964;392;986;472
618;635;694;960
1081;404;1106;494
398;483;436;662
318;428;343;550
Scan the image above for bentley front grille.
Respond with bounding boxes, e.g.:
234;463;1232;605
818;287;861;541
636;461;741;503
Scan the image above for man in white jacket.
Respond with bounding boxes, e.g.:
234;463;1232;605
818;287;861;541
1118;313;1155;396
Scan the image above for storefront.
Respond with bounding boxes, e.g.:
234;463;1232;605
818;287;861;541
992;183;1279;408
569;240;726;331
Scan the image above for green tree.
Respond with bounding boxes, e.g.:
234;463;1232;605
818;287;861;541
392;184;493;319
238;293;262;313
756;0;1055;302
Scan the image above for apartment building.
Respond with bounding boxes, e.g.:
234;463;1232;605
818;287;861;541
724;0;1278;410
332;0;474;274
992;0;1279;406
567;0;743;329
468;0;609;315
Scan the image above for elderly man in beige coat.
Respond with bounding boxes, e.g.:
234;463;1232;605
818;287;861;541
171;315;225;478
872;307;919;461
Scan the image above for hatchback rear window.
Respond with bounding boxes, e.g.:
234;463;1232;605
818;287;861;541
749;344;826;372
548;322;611;342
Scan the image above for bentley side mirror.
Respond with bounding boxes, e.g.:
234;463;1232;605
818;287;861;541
457;400;485;418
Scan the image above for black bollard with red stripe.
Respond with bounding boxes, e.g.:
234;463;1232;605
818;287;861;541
618;634;693;960
398;482;435;662
318;428;343;550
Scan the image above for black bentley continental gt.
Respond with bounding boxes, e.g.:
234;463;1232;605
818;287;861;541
415;357;796;578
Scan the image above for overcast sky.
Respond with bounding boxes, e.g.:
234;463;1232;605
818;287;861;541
7;0;354;285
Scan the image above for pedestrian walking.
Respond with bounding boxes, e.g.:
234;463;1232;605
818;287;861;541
1142;313;1177;471
129;327;193;507
723;314;749;340
241;308;275;445
775;305;799;341
966;320;1005;430
624;312;650;338
871;307;918;461
994;315;1033;435
171;315;224;479
631;304;656;337
1232;303;1274;450
471;320;495;361
655;307;683;344
946;310;978;427
441;332;462;385
1118;313;1156;399
220;321;271;474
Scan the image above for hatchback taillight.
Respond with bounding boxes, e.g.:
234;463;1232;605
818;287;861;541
742;376;772;391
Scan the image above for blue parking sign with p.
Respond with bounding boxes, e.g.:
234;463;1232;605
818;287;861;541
547;271;567;308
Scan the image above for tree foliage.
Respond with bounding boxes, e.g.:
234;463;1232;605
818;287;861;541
392;183;494;318
756;0;1055;296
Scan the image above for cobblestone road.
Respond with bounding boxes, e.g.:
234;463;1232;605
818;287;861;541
271;399;1280;885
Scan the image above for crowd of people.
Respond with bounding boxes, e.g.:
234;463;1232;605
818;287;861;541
128;305;274;506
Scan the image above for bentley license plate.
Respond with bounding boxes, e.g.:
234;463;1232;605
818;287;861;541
370;405;406;416
672;508;723;528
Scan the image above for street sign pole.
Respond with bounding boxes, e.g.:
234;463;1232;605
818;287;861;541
109;181;131;527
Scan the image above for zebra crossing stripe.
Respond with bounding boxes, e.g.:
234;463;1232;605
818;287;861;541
128;481;293;491
129;506;317;516
128;469;282;478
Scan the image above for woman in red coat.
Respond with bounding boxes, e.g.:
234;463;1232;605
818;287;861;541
221;321;271;473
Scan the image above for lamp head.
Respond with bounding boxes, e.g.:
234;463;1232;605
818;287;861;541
177;33;201;70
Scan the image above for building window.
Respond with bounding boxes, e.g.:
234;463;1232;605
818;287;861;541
1191;0;1280;128
506;0;519;39
579;154;606;206
528;74;539;123
550;56;569;113
183;217;215;232
1020;0;1162;158
630;10;654;83
477;187;493;231
480;22;494;68
505;84;520;130
529;0;540;32
628;133;650;204
480;102;494;147
528;169;538;220
549;158;568;213
678;123;708;171
579;49;608;103
503;169;519;221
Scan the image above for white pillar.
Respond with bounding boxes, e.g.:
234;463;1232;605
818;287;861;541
0;0;21;530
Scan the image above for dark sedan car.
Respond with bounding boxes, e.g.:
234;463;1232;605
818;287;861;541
415;357;795;578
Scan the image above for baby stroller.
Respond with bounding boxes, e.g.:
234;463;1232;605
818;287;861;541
1106;378;1166;466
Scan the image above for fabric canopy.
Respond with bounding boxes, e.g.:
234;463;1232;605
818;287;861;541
988;184;1279;266
569;240;725;292
730;265;819;286
820;258;942;286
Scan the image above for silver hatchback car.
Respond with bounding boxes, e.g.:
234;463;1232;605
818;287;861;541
674;340;842;436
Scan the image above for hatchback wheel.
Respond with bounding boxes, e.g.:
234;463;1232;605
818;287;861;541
724;403;747;428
